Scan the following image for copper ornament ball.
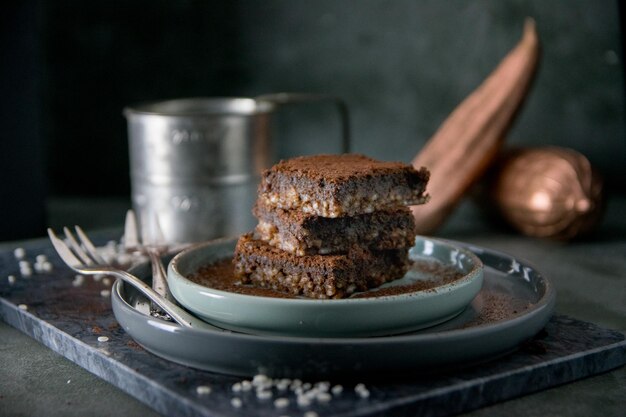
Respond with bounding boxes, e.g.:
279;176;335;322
490;147;604;240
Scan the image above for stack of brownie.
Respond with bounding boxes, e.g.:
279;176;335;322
233;154;430;299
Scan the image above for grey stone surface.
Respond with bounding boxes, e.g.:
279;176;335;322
0;321;162;417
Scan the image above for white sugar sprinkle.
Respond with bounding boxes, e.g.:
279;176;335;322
67;379;71;384
290;379;302;389
276;381;289;391
102;277;111;286
19;261;32;277
100;289;111;298
8;275;16;285
315;381;330;392
357;389;370;398
72;275;85;287
297;396;311;407
18;304;28;310
252;374;269;385
34;261;53;273
256;390;272;400
93;274;104;282
304;412;319;417
36;254;47;263
355;383;370;398
331;384;343;395
274;398;289;408
303;389;317;399
14;248;26;259
196;385;212;395
224;374;364;409
316;392;332;402
97;336;109;342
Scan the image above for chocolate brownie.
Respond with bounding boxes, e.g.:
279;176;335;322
233;233;410;299
258;154;430;217
253;199;418;256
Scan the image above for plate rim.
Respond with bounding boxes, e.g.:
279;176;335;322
166;236;485;337
113;239;555;345
168;235;484;305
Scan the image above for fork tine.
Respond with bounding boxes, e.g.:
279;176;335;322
48;228;83;268
62;226;94;265
142;211;164;246
140;212;151;246
152;212;166;247
124;209;140;250
74;226;106;264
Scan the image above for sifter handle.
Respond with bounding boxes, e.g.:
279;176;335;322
255;92;350;153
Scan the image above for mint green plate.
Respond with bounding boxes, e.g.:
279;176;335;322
167;236;484;338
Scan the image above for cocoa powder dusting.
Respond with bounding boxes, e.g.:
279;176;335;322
351;260;463;298
189;259;294;299
188;258;464;299
462;292;530;327
126;340;143;350
187;257;532;326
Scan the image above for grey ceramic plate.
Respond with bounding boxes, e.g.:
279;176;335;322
167;237;484;337
111;240;555;378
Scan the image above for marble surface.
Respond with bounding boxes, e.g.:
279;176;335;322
0;235;624;417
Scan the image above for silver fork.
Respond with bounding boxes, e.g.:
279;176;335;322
122;210;176;319
47;226;215;330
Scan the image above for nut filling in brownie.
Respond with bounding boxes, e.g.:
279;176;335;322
253;201;418;256
231;153;430;299
258;154;430;218
233;233;411;299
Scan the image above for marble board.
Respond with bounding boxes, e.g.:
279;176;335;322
1;236;625;417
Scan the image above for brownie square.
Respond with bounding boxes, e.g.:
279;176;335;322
258;154;430;217
233;233;410;299
253;200;418;256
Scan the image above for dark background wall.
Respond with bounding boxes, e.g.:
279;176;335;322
1;0;624;239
